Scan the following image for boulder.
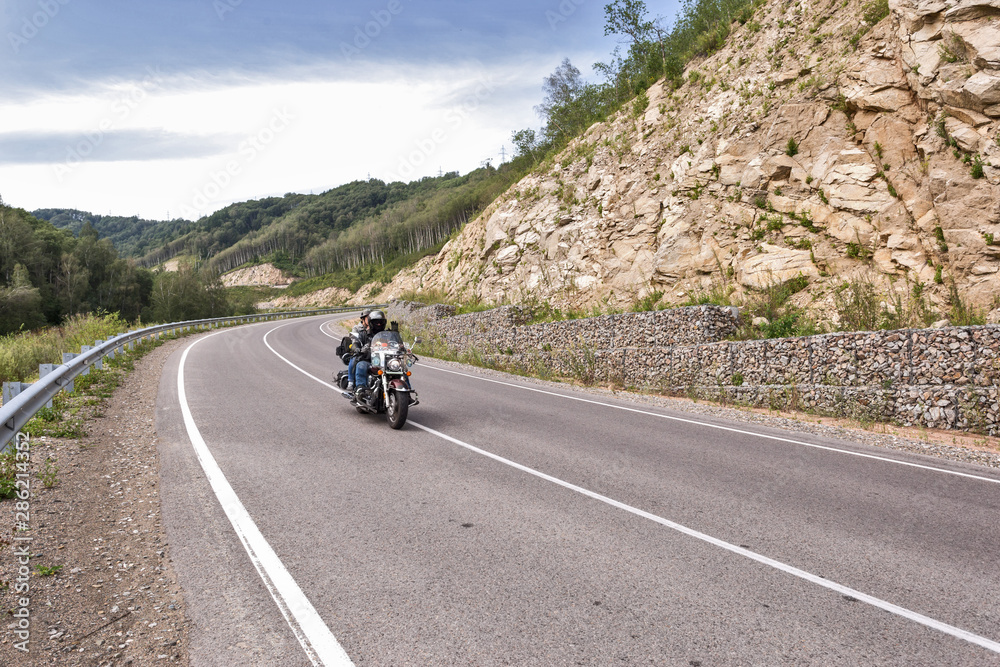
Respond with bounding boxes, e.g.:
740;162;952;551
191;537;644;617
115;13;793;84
738;244;820;289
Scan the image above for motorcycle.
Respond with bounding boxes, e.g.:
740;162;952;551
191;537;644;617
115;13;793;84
336;329;420;429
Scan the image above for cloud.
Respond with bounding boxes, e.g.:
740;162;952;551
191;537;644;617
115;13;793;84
0;129;237;165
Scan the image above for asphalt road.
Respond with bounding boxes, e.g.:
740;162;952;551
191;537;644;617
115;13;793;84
155;315;1000;666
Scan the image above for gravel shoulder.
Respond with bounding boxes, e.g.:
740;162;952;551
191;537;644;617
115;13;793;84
1;338;192;666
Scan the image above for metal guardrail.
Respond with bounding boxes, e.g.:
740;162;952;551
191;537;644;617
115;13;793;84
0;306;381;450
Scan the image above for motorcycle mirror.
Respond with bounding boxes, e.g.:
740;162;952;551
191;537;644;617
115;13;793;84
413;337;422;345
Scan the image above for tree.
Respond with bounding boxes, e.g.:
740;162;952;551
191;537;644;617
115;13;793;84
0;263;45;334
511;129;539;164
535;58;584;125
603;0;653;43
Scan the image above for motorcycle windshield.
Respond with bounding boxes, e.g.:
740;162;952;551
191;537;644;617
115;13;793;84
370;330;405;352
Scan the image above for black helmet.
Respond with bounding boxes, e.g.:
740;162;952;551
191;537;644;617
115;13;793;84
360;308;372;319
368;309;386;333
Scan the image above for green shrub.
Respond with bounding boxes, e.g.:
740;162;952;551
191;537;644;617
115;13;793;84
862;0;889;25
934;226;948;252
0;449;17;499
948;282;986;326
971;155;984;179
632;91;649;118
633;290;664;312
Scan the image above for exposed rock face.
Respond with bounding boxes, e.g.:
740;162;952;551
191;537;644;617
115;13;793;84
220;262;294;287
259;285;353;309
378;0;1000;325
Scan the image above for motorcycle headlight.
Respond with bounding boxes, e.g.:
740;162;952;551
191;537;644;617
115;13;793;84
386;357;403;372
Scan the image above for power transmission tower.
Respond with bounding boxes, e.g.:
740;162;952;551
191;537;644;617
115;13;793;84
499;146;507;163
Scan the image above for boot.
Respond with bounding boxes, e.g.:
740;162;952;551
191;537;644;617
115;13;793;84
346;382;354;392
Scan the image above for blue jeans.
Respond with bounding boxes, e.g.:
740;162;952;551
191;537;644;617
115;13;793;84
351;360;369;388
348;357;357;384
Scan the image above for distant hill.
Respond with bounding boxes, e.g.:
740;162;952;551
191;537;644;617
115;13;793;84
143;169;526;277
35;166;529;282
33;209;193;260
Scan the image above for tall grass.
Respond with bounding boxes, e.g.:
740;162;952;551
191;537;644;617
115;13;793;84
0;313;132;384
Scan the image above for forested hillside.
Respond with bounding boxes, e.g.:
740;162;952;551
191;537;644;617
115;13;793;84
0;201;254;335
33;209;192;259
144;167;529;278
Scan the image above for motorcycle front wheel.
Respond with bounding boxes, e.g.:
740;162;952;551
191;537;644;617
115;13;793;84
386;389;408;429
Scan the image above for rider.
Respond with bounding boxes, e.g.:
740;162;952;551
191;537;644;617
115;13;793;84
345;309;371;392
351;309;387;402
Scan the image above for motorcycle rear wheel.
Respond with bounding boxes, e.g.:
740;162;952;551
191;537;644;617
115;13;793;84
386;390;408;429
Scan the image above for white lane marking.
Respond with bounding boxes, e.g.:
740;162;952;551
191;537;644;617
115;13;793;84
264;322;339;389
406;421;1000;656
277;319;1000;655
319;315;998;485
178;330;354;667
420;364;1000;486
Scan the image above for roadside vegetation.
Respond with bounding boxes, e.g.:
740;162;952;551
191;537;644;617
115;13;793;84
0;329;174;498
0;313;132;383
0;199;255;337
400;268;989;343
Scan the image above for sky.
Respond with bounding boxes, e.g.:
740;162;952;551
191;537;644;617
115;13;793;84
0;0;677;220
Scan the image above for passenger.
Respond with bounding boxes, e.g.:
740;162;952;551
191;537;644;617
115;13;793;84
351;309;387;402
345;309;371;392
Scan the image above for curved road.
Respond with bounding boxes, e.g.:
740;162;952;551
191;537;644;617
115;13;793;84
155;315;1000;666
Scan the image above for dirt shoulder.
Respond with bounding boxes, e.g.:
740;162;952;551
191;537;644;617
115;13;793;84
1;338;191;666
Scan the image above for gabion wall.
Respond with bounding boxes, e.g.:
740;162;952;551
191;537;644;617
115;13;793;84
387;301;1000;434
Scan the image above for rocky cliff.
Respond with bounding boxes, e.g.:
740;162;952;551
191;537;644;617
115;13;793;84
376;0;1000;327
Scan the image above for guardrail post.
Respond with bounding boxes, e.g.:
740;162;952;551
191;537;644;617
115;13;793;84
93;342;105;369
38;364;57;409
59;355;77;392
78;347;94;374
61;352;82;383
2;381;32;405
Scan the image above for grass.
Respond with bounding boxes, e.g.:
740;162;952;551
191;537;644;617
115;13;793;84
40;456;59;488
288;243;447;298
8;329;179;455
834;276;938;331
731;276;820;340
0;313;133;384
0;448;17;499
